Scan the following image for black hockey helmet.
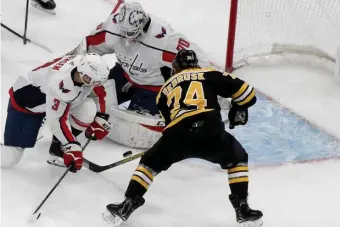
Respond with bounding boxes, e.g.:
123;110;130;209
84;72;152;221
172;49;199;74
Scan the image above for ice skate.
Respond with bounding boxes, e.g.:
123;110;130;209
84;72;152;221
229;194;263;227
103;197;145;227
31;0;56;15
47;136;65;167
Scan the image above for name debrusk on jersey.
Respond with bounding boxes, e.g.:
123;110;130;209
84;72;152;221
156;68;256;130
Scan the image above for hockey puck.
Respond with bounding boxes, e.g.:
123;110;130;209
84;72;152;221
123;151;133;157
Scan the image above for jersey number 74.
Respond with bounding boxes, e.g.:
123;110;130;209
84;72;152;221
167;81;207;119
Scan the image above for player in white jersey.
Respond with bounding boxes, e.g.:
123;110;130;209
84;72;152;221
68;1;212;148
1;54;112;172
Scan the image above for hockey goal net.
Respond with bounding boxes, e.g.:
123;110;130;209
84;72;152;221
225;0;340;73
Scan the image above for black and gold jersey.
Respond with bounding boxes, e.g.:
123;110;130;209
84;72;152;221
156;67;256;130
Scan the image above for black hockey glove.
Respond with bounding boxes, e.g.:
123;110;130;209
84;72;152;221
228;104;248;129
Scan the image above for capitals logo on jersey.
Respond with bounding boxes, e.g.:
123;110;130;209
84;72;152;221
59;81;71;93
155;27;167;39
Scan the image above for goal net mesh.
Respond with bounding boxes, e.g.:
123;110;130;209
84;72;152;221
230;0;340;69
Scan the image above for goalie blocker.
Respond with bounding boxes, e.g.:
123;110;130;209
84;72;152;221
103;50;263;227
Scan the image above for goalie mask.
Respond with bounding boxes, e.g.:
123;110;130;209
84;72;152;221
118;2;149;40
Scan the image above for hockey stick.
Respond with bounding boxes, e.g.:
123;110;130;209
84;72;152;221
28;139;92;222
82;120;230;173
83;150;146;173
1;23;53;53
23;0;29;44
28;165;72;222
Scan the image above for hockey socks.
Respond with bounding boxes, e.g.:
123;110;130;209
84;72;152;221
125;164;156;198
227;163;249;199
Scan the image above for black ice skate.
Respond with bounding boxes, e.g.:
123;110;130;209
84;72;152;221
229;194;263;227
31;0;56;15
103;197;145;227
47;136;65;167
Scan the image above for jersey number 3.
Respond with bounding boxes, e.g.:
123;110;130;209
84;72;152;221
167;81;207;117
52;98;60;111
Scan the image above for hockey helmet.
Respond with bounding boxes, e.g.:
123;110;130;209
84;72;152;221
118;2;149;40
172;49;199;74
77;53;110;86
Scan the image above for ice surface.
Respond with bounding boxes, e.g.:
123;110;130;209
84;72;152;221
1;0;340;227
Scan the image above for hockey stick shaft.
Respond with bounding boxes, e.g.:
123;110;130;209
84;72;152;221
31;165;72;217
23;0;29;44
83;150;146;173
1;23;53;53
81;117;228;173
83;120;229;173
1;23;30;41
30;139;92;218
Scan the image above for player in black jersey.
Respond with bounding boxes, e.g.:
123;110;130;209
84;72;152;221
103;50;263;227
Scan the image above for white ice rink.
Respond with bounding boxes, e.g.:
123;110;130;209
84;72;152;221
1;0;340;227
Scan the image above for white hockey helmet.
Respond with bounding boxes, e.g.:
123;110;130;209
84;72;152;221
118;2;149;40
77;53;110;86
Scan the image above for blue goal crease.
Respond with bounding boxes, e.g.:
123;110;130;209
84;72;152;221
228;94;340;166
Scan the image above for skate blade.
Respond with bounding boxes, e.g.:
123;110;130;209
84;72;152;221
47;158;66;168
102;210;124;227
240;218;263;227
31;2;56;15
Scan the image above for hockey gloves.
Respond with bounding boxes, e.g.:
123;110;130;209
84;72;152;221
62;142;83;172
228;104;248;129
85;112;111;140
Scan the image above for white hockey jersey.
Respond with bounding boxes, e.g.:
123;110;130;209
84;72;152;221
70;12;211;91
10;55;110;145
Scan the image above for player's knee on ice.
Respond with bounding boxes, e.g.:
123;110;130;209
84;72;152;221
68;98;97;131
1;101;45;168
1;145;24;168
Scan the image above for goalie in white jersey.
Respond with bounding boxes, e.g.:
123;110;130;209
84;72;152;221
1;54;112;172
68;1;212;148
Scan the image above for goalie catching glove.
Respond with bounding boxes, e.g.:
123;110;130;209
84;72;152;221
85;112;111;140
62;142;83;172
228;103;249;129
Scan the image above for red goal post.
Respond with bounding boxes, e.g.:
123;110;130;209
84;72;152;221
225;0;340;74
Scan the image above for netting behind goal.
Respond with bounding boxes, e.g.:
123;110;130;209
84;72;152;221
226;0;340;72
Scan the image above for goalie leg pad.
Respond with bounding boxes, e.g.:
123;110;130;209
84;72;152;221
107;114;162;149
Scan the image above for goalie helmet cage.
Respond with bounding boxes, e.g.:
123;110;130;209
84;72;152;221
225;0;340;74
